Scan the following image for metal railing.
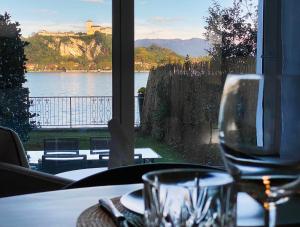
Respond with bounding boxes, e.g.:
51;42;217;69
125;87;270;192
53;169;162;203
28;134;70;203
29;96;141;128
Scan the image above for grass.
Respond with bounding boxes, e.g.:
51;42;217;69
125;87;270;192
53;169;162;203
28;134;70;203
25;128;187;163
135;135;186;163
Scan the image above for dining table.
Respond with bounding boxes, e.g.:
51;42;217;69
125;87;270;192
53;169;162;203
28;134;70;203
0;184;141;227
1;182;300;226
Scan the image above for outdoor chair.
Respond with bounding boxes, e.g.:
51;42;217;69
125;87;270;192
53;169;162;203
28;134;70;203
90;137;111;155
0;127;73;197
65;163;222;189
99;153;143;165
133;154;143;164
0;126;29;168
44;138;79;155
40;154;87;174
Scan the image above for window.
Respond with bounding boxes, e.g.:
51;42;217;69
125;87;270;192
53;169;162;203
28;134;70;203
0;0;262;177
135;0;259;166
0;0;114;174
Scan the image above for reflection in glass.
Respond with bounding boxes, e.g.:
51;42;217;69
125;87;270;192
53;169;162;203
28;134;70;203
219;74;300;227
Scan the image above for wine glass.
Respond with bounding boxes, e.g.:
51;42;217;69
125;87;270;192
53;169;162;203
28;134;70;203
218;74;300;227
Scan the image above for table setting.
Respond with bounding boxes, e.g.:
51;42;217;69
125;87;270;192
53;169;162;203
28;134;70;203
76;171;260;227
1;74;299;227
74;169;299;227
73;74;300;227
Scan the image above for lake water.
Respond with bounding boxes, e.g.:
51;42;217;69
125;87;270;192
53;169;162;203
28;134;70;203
25;72;149;127
25;72;149;97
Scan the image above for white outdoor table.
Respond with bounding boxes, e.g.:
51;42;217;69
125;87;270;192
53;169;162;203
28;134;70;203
27;148;161;164
55;167;108;180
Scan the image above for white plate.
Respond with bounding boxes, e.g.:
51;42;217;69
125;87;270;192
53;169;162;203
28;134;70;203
120;189;144;215
120;189;265;226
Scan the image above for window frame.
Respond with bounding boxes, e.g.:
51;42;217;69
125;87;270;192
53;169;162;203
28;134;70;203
262;0;282;153
110;0;135;168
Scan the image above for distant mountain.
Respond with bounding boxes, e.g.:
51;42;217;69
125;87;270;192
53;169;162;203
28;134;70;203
135;38;211;57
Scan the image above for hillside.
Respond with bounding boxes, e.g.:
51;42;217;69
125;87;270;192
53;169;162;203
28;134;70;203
25;34;184;71
135;45;184;71
25;32;112;71
135;38;211;57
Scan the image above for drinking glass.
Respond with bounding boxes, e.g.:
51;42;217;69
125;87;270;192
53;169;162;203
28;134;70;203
218;74;300;227
143;169;236;227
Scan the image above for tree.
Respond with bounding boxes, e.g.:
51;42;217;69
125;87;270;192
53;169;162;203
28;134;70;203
184;54;192;70
204;0;257;76
0;13;35;142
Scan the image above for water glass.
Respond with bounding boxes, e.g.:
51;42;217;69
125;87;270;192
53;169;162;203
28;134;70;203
142;169;236;227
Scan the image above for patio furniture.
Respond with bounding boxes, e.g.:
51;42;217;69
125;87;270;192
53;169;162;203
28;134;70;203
133;154;143;164
27;148;162;166
0;126;29;168
44;138;79;155
90;137;111;155
99;153;143;165
40;154;87;174
0;162;73;198
0;127;73;197
66;163;220;189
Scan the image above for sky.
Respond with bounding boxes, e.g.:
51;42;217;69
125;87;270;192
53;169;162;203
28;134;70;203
0;0;243;40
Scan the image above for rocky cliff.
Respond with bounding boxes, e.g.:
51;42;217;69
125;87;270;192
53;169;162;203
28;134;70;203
25;33;112;71
58;38;103;60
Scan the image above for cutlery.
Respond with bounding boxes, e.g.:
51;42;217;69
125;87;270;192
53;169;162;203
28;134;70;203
99;198;133;227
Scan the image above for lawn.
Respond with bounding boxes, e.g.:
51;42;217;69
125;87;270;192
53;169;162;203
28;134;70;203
25;128;187;163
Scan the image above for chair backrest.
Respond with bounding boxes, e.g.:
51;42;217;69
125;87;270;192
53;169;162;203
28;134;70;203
44;138;79;155
0;161;73;198
0;126;29;168
90;137;111;154
40;154;86;174
65;163;223;189
98;153;143;166
133;154;143;164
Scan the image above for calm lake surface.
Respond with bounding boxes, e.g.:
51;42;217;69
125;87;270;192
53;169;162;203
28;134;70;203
25;72;149;97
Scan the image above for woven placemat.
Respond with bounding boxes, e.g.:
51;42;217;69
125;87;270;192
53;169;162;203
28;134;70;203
77;197;144;227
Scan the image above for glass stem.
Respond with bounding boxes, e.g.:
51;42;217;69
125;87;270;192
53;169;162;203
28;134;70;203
264;202;277;227
269;202;277;227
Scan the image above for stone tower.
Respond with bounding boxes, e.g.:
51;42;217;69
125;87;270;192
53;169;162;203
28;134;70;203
86;20;93;35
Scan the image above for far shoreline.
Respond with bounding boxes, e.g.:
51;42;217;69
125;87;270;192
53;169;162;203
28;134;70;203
27;70;150;73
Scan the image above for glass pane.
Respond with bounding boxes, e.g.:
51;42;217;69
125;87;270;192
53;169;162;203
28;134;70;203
135;0;259;166
0;0;113;176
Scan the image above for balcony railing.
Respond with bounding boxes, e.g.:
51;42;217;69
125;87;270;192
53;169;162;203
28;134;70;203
29;96;141;128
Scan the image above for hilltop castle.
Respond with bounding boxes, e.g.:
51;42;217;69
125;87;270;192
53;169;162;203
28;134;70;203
86;20;112;35
37;20;112;37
